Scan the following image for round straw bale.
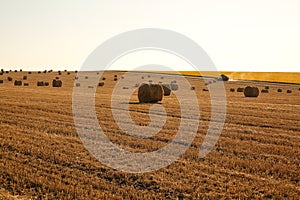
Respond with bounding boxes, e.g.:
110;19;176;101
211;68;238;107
7;77;12;81
0;80;3;84
44;82;49;86
277;88;282;92
14;70;17;72
75;83;80;87
170;83;178;91
230;88;235;92
217;74;229;81
138;83;163;103
244;86;259;97
237;87;244;92
38;71;41;74
287;90;292;93
23;83;29;86
98;82;104;87
114;77;118;81
37;81;44;86
14;80;22;86
55;77;60;80
162;84;171;96
67;72;70;75
23;75;27;80
0;72;3;75
265;86;269;90
52;79;62;87
261;89;269;93
85;76;88;79
102;77;106;80
114;74;117;78
190;86;195;90
202;88;208;92
28;71;32;74
141;76;144;79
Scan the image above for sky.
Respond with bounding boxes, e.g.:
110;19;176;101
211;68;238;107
0;0;299;72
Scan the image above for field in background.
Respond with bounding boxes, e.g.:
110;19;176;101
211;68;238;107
0;70;299;199
179;71;300;84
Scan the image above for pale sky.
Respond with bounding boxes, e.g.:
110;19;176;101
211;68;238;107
0;0;299;72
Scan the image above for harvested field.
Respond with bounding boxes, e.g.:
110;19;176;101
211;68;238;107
0;71;299;199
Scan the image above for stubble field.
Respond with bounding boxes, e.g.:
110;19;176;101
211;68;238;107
0;71;299;199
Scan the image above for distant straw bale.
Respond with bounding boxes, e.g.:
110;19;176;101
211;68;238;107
230;88;235;92
202;88;208;92
14;80;22;86
44;82;49;86
37;81;44;86
52;79;62;87
287;90;292;93
277;89;282;92
162;84;171;96
23;75;27;80
114;77;118;81
265;86;269;90
244;86;259;97
261;89;269;93
237;87;244;92
75;83;80;87
0;80;3;84
7;77;12;81
98;82;104;87
138;83;163;103
170;83;178;91
190;86;195;90
23;83;29;86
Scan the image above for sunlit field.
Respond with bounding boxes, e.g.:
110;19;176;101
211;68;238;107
0;70;299;199
180;71;300;84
